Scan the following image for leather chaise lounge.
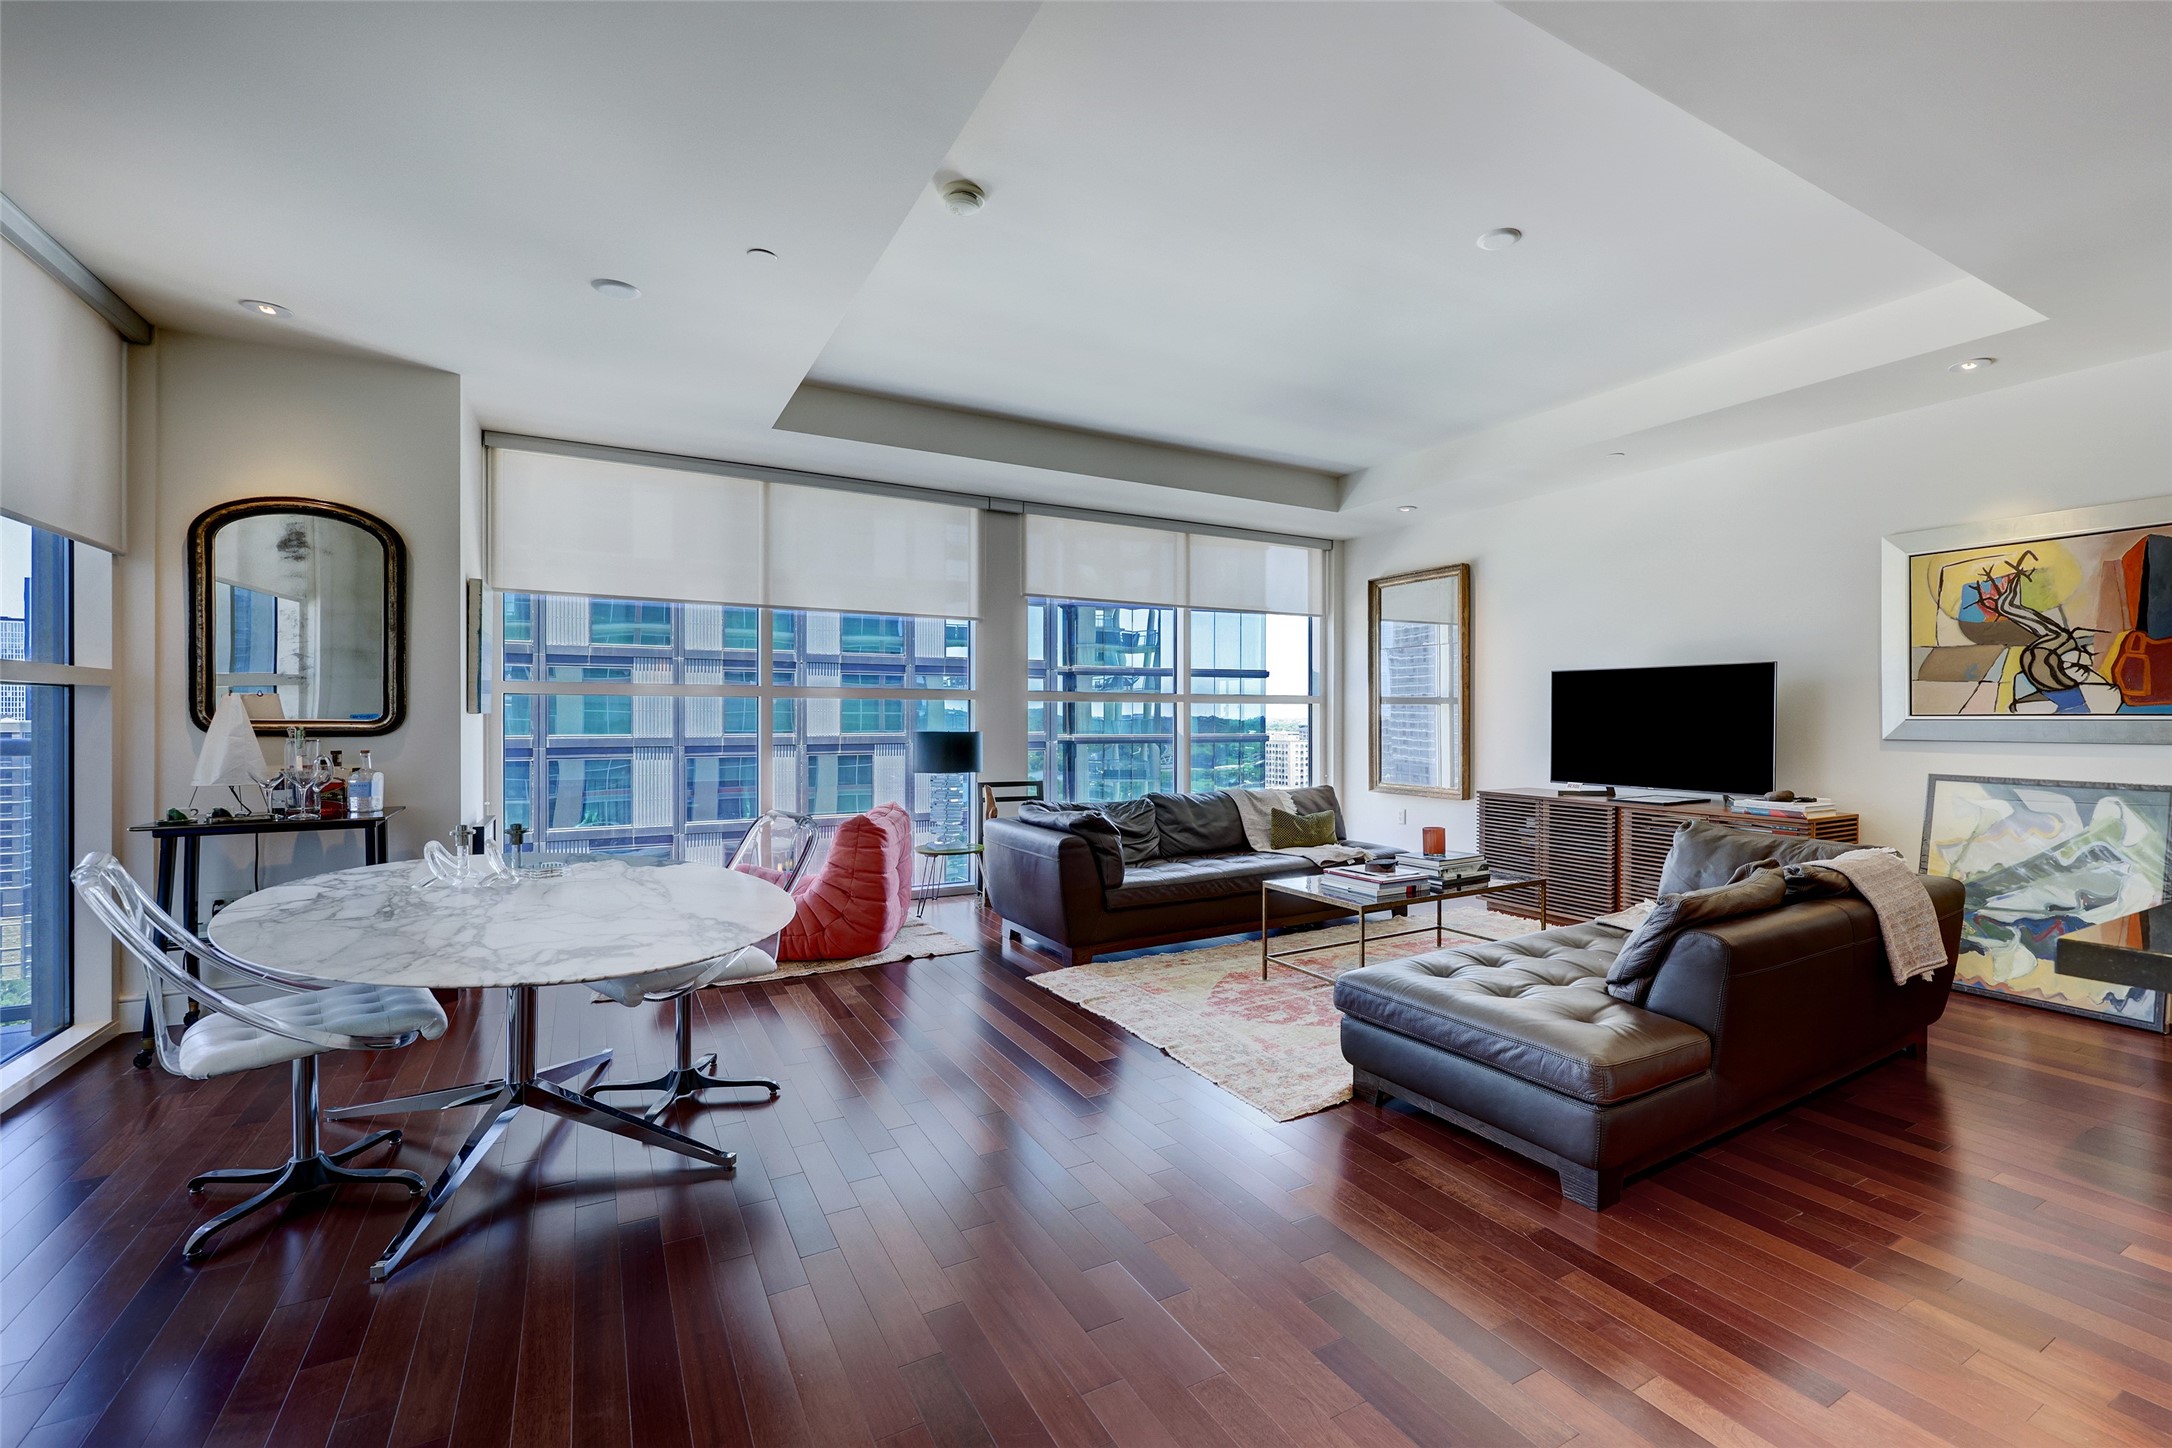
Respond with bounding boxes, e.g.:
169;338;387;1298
1332;824;1963;1208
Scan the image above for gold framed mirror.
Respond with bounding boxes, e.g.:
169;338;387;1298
1369;563;1471;798
187;497;407;735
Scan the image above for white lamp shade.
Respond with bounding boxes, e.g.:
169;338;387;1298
194;693;274;789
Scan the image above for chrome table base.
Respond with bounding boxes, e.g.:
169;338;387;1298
185;1056;426;1262
586;999;780;1121
328;985;734;1281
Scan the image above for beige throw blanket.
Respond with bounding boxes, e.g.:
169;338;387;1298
1821;848;1950;986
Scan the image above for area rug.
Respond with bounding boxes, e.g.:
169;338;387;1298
1028;906;1537;1121
761;919;973;983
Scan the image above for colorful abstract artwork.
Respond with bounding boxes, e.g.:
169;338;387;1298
1920;774;2172;1030
1906;521;2172;720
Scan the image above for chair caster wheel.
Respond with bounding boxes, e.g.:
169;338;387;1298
133;1049;153;1070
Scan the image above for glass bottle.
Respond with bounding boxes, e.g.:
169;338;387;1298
319;752;348;819
352;749;384;816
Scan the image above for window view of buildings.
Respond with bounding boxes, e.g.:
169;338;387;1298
0;519;73;1064
1027;598;1316;803
495;590;1324;868
1376;617;1458;790
498;594;973;867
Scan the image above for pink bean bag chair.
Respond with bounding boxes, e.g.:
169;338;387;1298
771;802;914;962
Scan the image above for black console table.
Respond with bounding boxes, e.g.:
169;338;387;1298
124;809;405;1068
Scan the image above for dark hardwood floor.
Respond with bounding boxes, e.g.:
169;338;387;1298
5;899;2170;1448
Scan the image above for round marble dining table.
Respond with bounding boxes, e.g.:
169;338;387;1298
210;857;796;989
209;857;796;1280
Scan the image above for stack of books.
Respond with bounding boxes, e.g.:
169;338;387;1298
1318;863;1433;902
1392;851;1491;887
1730;796;1842;820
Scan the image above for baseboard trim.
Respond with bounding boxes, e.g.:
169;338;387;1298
0;1017;133;1115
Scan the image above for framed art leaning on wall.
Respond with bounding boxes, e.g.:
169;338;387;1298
1369;563;1471;799
1881;496;2172;742
1921;773;2171;1032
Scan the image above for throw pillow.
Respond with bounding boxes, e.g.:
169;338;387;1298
1268;807;1339;849
1097;796;1161;865
1605;870;1788;1003
1286;784;1345;838
1015;802;1125;889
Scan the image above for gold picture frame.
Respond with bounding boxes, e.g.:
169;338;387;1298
1369;563;1471;799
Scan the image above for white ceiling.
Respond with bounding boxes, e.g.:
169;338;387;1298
4;2;2166;537
806;2;1970;472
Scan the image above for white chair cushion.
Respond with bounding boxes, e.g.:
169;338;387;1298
590;946;780;1007
174;983;449;1080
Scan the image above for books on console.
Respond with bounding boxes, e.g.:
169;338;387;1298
1729;797;1841;818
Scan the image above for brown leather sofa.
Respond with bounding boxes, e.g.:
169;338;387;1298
985;786;1395;965
1332;824;1962;1208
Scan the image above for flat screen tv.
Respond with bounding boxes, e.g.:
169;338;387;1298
1550;662;1776;797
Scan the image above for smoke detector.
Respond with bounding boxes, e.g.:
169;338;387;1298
940;179;987;215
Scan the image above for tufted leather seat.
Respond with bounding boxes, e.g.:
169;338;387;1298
175;982;449;1080
1103;852;1311;909
1333;923;1711;1105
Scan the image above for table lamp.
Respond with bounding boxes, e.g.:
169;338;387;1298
194;692;274;813
911;730;983;844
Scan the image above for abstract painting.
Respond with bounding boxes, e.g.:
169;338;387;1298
1920;774;2171;1030
1882;499;2172;742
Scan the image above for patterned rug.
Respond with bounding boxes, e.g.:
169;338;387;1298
1028;906;1538;1121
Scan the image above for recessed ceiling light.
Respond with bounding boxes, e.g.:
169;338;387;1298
591;278;642;299
940;179;987;215
1476;228;1523;251
239;299;289;318
745;247;777;260
1949;357;1996;373
1398;505;1418;513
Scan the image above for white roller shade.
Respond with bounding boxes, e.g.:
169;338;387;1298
490;448;761;605
766;482;978;618
1025;514;1184;606
1188;534;1323;615
1;242;125;551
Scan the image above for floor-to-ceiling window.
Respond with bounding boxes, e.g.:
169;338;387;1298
0;519;79;1064
1024;516;1325;803
487;443;1332;872
498;595;974;867
1027;601;1319;801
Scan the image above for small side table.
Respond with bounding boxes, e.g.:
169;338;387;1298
913;842;984;916
124;808;405;1067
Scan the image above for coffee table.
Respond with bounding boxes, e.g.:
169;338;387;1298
1260;872;1549;983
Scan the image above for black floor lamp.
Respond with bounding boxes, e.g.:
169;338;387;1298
911;729;984;906
910;729;983;843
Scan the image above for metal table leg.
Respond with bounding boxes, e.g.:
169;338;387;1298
360;985;728;1281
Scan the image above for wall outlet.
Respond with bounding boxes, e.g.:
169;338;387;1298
1398;809;1408;825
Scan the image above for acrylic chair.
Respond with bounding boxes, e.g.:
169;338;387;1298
71;852;449;1262
585;811;820;1119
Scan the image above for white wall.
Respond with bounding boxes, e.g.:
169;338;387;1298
1339;350;2172;858
116;333;465;916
